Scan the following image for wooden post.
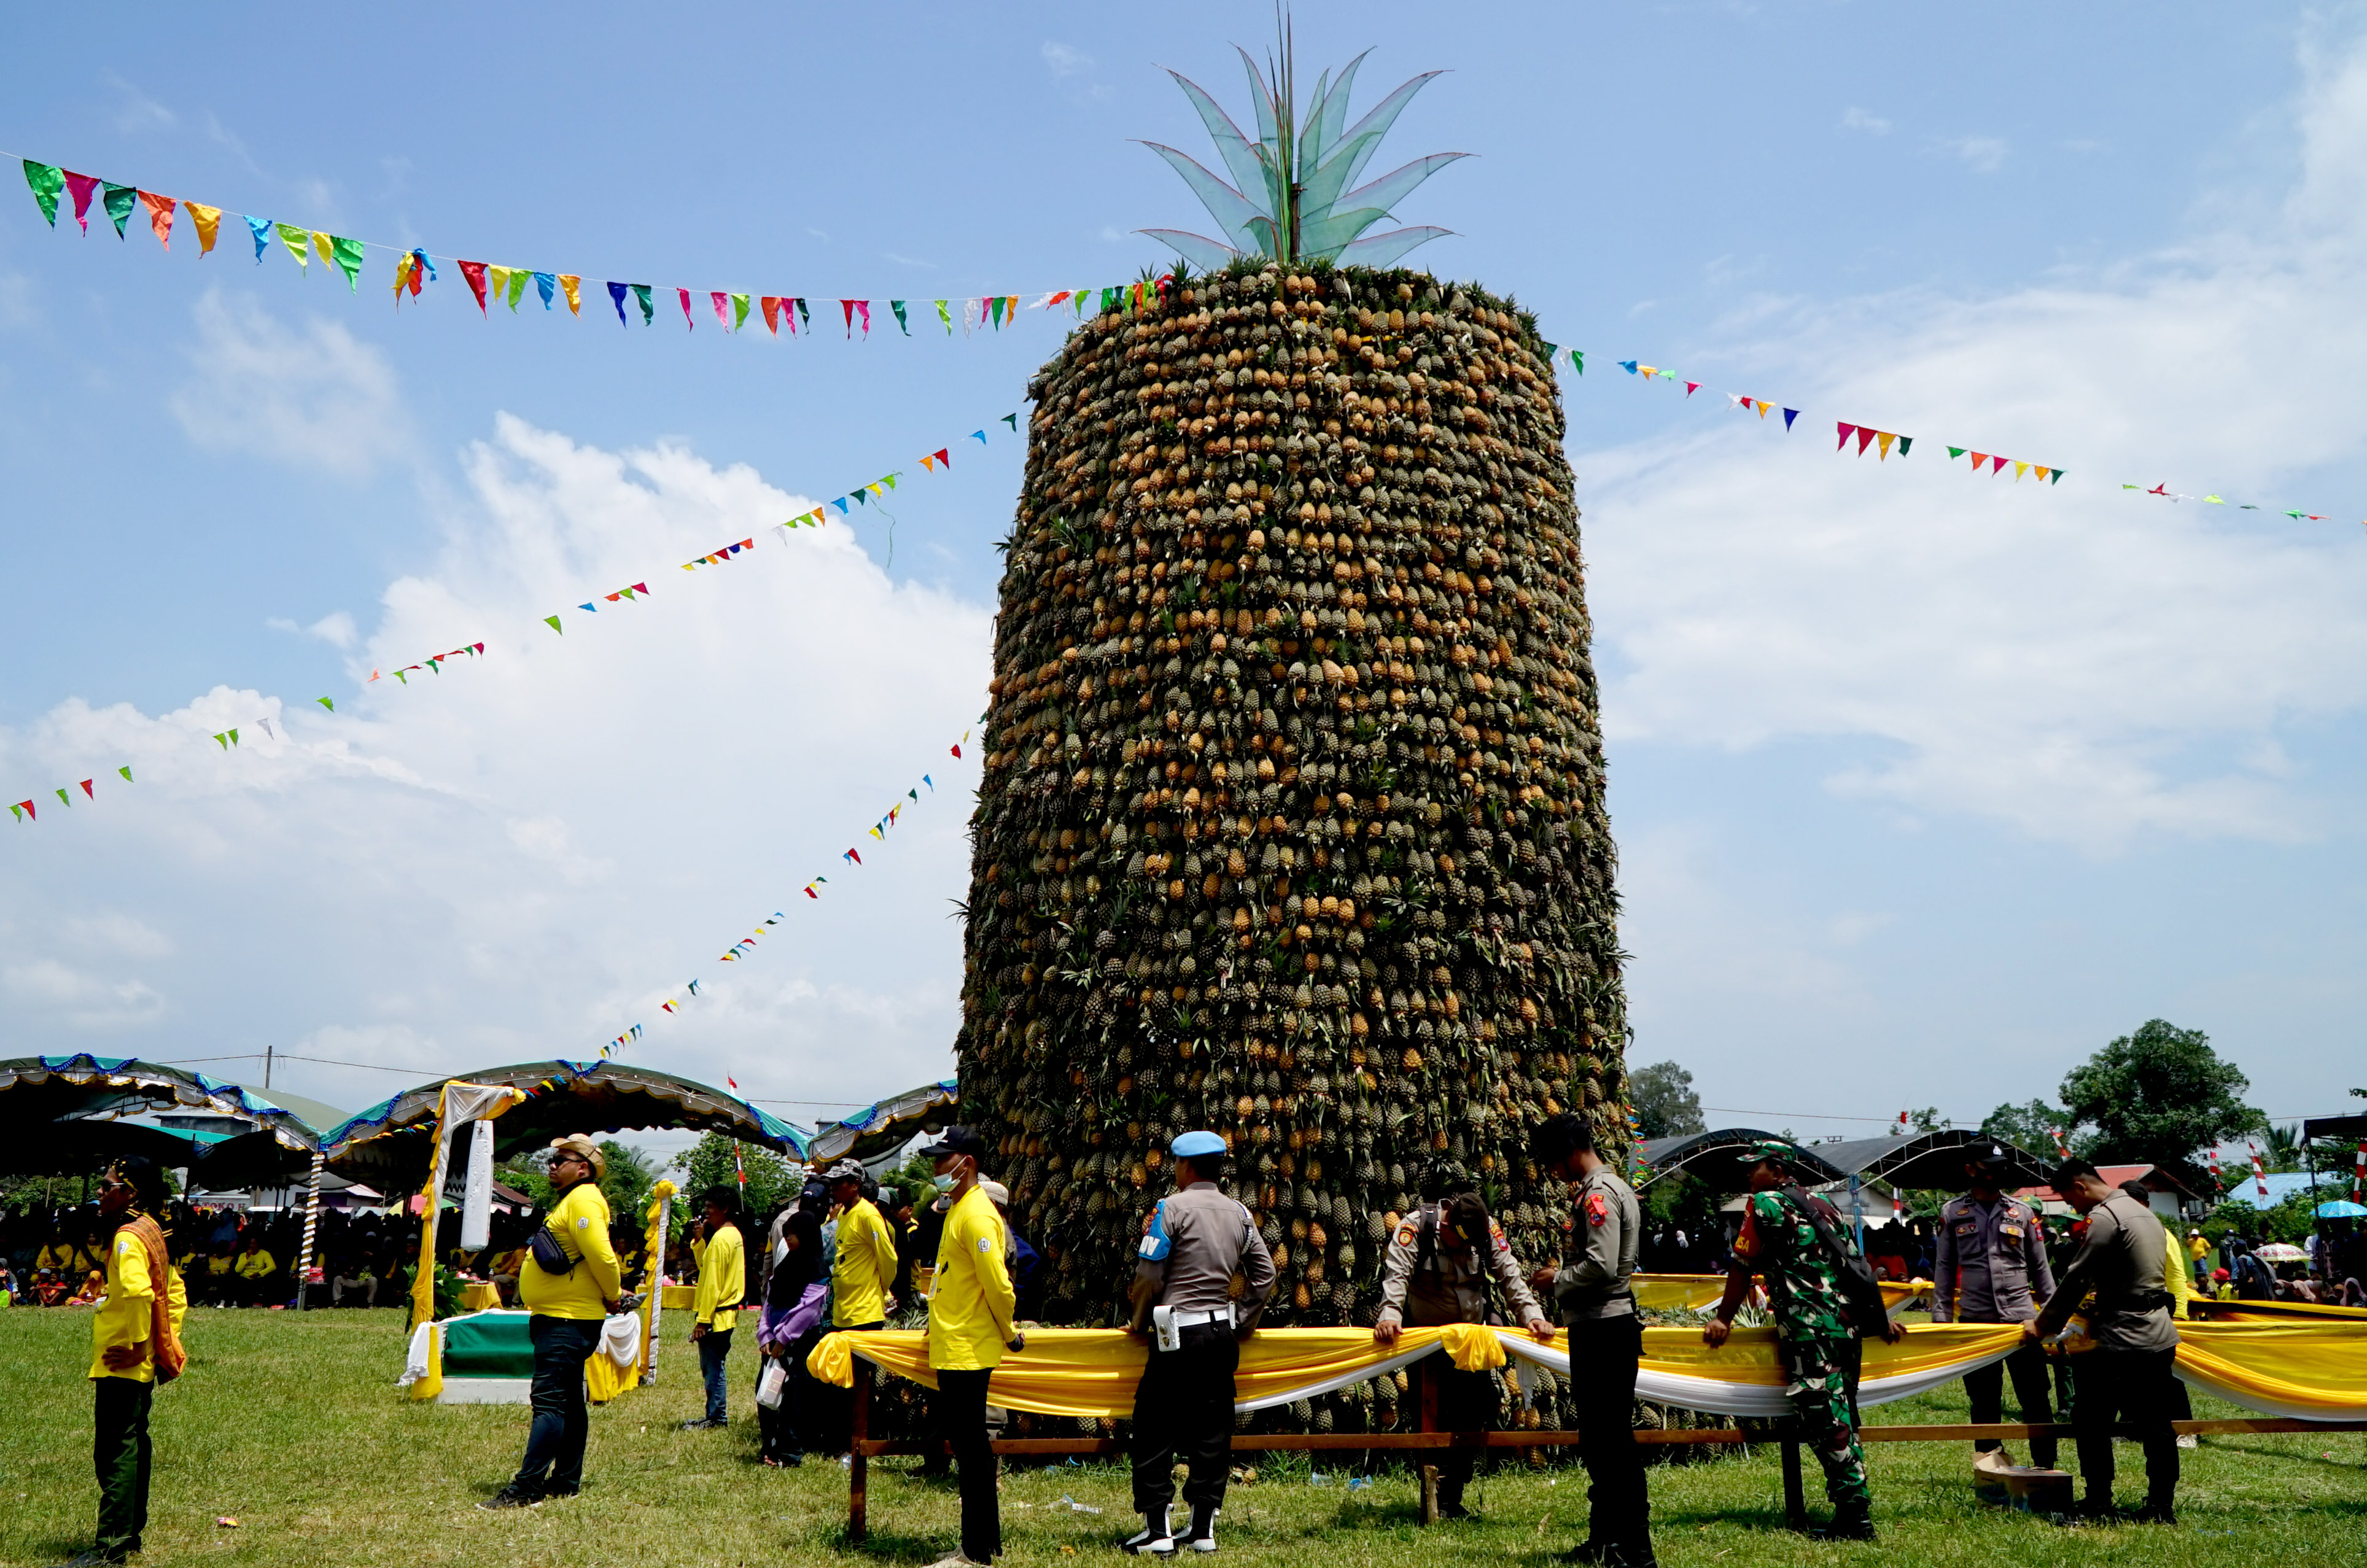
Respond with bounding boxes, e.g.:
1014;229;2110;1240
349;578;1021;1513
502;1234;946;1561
1778;1418;1807;1532
1417;1362;1440;1526
848;1358;873;1543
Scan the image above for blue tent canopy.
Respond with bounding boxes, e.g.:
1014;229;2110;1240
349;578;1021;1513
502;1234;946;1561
0;1055;323;1177
321;1059;807;1188
805;1077;958;1165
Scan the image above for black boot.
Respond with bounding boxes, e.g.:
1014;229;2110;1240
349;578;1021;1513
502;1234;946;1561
1811;1500;1876;1542
1175;1502;1219;1554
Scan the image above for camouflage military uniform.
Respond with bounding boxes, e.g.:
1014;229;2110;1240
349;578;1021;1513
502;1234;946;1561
1732;1189;1870;1508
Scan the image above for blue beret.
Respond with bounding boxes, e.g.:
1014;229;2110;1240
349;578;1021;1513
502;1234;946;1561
1172;1130;1227;1159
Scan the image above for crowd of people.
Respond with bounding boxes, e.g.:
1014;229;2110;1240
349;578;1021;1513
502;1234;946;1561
22;1127;2366;1568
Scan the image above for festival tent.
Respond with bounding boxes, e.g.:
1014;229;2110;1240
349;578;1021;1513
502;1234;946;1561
803;1077;958;1166
1808;1128;2053;1192
1632;1128;1849;1189
319;1059;807;1189
0;1054;323;1176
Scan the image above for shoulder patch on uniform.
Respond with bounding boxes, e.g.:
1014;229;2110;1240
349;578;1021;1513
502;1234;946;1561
1489;1219;1507;1244
575;1216;589;1230
1584;1190;1610;1226
1395;1223;1417;1247
977;1234;992;1254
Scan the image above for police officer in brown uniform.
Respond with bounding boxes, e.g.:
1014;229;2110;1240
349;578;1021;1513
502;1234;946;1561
1124;1130;1275;1557
1531;1112;1652;1568
1933;1142;2058;1469
2027;1158;2182;1524
1373;1182;1553;1520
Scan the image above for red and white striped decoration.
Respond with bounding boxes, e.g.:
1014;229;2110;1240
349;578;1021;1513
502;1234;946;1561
2250;1142;2269;1200
2353;1139;2364;1199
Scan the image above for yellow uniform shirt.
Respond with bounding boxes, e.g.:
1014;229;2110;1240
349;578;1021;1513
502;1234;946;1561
233;1249;276;1279
691;1222;744;1333
519;1182;621;1321
88;1224;185;1382
831;1198;899;1329
927;1186;1016;1373
207;1256;233;1276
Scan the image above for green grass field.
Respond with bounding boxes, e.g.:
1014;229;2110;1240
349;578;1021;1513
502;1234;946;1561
2;1306;2360;1567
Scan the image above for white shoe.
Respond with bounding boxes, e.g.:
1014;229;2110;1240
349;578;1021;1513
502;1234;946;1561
921;1554;985;1568
2176;1434;2199;1449
1122;1510;1176;1557
1176;1507;1218;1554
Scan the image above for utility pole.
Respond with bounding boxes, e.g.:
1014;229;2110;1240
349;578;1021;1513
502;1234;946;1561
264;1043;273;1089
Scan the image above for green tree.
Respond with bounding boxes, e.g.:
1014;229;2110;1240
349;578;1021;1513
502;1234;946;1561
1628;1061;1706;1141
2259;1123;2306;1174
2058;1020;2263;1174
1979;1098;2087;1160
669;1133;800;1233
597;1140;658;1221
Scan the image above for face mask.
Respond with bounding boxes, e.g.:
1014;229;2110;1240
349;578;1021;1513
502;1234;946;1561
933;1171;958;1193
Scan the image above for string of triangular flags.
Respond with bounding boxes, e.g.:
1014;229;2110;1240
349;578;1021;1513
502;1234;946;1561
596;724;981;1060
1544;338;2359;526
10;414;1022;834
13;151;1171;343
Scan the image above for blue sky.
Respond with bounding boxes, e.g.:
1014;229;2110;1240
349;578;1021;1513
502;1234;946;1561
2;2;2361;1151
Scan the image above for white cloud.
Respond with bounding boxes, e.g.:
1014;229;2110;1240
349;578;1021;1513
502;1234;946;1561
169;291;412;478
1939;134;2009;173
267;611;358;648
1042;41;1092;77
0;415;991;1116
2;958;166;1028
104;72;177;134
1840;107;1892;136
1584;34;2367;853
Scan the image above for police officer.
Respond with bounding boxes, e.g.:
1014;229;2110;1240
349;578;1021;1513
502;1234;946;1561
2027;1159;2181;1524
1123;1131;1275;1557
1373;1176;1553;1521
1530;1112;1652;1568
1932;1142;2058;1470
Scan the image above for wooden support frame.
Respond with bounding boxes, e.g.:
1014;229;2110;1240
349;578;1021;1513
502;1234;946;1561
841;1398;2367;1542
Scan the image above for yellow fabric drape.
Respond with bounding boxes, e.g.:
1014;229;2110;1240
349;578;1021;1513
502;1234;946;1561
2174;1321;2367;1421
1631;1274;1930;1313
809;1324;1511;1421
809;1319;2367;1424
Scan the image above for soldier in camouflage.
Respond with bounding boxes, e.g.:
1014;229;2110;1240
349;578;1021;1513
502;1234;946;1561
1703;1141;1905;1542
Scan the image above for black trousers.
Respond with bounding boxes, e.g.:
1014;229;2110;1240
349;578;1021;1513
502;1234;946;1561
513;1315;603;1494
1410;1355;1498;1496
1964;1339;2057;1469
2072;1346;2180;1508
938;1368;1000;1562
1566;1315;1651;1550
93;1376;154;1556
1129;1326;1240;1515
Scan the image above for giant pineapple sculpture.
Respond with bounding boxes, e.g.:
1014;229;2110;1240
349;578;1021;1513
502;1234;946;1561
955;45;1630;1349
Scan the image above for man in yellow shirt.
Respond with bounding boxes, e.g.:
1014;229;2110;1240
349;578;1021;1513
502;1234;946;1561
683;1186;745;1430
484;1136;621;1510
231;1233;278;1308
919;1127;1018;1568
823;1159;900;1454
57;1157;185;1567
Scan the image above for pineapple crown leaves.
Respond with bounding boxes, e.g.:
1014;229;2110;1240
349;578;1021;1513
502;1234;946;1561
1138;41;1467;270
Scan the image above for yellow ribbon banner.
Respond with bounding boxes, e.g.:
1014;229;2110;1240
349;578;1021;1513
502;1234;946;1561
1631;1275;1929;1314
810;1319;2367;1424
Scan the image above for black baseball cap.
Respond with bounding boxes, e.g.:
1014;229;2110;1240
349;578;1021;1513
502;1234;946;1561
1967;1141;2012;1168
919;1125;989;1160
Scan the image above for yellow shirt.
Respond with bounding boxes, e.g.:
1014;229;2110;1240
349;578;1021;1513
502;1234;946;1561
831;1198;900;1328
2157;1214;2193;1319
927;1186;1015;1372
233;1249;276;1279
691;1222;744;1332
519;1182;621;1321
88;1224;185;1382
207;1256;233;1276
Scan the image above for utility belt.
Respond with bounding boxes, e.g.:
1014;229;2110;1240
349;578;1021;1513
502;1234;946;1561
2116;1288;2176;1314
1150;1302;1235;1352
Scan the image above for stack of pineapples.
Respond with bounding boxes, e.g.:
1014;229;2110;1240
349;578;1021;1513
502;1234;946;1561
956;254;1627;1346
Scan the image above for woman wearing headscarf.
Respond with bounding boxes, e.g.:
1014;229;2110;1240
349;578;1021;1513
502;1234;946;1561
755;1209;826;1467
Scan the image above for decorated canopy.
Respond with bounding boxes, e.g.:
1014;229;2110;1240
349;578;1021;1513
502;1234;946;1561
0;1054;322;1178
1633;1128;1849;1190
804;1077;958;1166
321;1060;806;1187
1808;1128;2053;1192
